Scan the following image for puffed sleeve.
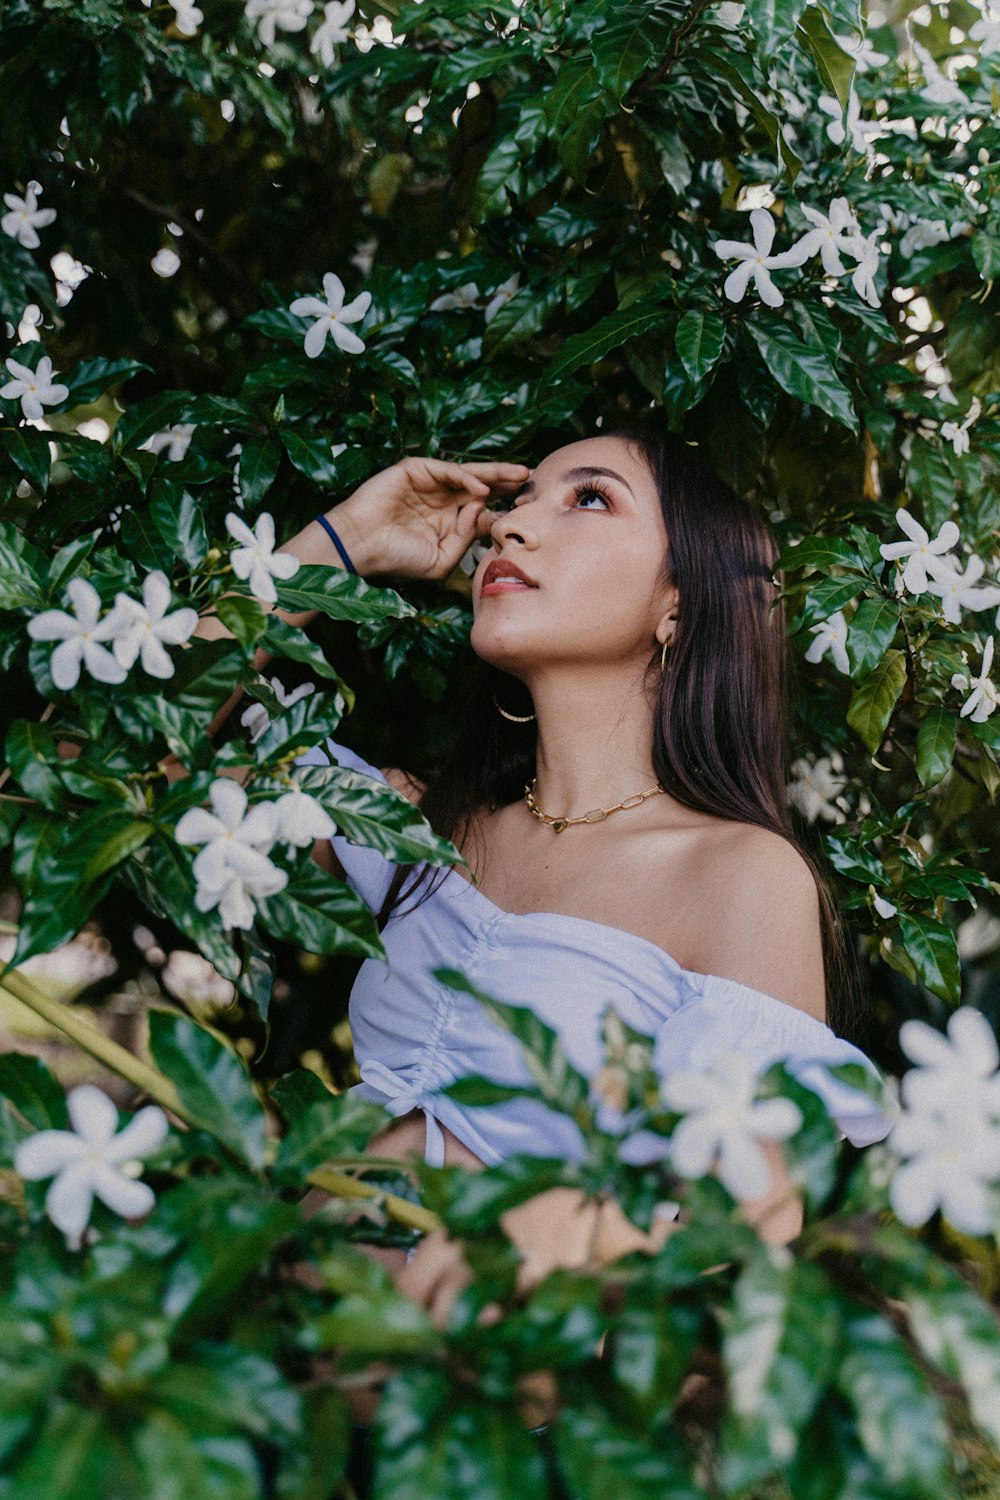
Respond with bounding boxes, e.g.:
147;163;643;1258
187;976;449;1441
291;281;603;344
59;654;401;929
295;738;401;914
652;974;894;1148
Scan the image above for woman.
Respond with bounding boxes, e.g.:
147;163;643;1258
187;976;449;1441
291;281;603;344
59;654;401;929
207;428;889;1410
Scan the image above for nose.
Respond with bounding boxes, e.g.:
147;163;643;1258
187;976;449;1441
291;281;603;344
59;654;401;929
489;503;538;551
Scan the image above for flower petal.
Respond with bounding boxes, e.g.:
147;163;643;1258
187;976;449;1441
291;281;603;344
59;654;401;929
330;324;366;355
749;208;776;256
723;261;755;302
46;1160;97;1241
104;1105;170;1164
90;1162;156;1221
225;512;257;549
174;807;225;846
67;1084;119;1145
15;1130;88;1180
209;777;249;828
321;272;346;309
49;637;84;690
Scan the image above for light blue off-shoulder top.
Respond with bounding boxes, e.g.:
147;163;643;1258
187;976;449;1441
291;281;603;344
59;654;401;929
300;738;893;1170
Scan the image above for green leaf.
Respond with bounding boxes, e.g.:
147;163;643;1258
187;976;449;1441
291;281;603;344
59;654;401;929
800;576;864;630
153;1347;301;1443
745;0;810;59
591;1;679;98
846;648;906;754
845;597;900;676
147;1010;268;1170
610;1296;705;1428
5;719;67;811
47;533;98;596
112;391;192;454
546;306;672;385
433;967;592;1121
273;565;417;624
823;831;888;886
316;1290;439;1358
745;319;858;433
161;638;245;719
62;356;151;406
779;536;864;572
674;309;726;384
4;1408;119;1500
896;912;960;1002
552;1398;702;1500
4;426;51;496
280;429;345;486
720;1256;841;1492
293;762;464;869
0;1053;68;1129
261;617;348;681
237;434;283;506
797;5;857;107
272;1070;388;1175
971;231;1000;283
216;595;270;650
915;708;957;789
835;1310;951;1493
149;485;208;570
905;1280;1000;1448
0;522;46;609
120;504;175;572
258;863;386;962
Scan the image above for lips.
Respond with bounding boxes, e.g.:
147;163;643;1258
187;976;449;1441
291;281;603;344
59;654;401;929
481;560;537;590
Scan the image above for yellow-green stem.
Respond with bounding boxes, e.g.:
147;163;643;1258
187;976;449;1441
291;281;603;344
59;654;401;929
1;966;439;1234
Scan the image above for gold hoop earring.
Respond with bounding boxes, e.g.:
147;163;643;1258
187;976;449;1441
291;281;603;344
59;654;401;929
493;692;536;723
660;636;673;673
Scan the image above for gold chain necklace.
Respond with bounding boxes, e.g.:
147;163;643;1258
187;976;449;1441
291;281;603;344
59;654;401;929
524;778;665;834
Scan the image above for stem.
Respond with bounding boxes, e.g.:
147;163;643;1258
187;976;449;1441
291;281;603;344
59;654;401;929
0;967;186;1122
1;967;440;1233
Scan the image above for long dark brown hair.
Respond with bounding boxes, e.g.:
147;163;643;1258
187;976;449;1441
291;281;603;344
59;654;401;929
374;423;863;1040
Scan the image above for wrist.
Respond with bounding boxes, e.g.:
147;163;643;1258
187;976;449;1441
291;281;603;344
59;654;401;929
281;500;382;577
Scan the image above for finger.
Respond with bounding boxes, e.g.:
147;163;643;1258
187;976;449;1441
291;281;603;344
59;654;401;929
416;458;491;495
457;462;531;485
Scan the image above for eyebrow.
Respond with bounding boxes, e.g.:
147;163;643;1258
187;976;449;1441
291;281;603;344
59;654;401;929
511;465;637;501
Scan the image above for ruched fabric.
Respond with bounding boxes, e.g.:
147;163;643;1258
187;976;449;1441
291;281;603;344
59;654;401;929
299;738;894;1167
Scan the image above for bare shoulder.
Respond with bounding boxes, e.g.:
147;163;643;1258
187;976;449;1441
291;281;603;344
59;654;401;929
682;821;827;1023
380;767;428;807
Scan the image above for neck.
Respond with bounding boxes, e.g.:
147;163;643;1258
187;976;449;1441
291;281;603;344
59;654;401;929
515;663;661;818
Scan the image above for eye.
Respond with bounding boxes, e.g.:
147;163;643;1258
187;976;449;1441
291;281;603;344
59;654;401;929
573;483;612;511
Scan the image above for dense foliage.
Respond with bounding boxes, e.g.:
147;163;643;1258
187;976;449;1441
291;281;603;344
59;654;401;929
1;0;999;1494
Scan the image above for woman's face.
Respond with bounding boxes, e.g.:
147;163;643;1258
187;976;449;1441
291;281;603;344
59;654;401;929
470;435;676;680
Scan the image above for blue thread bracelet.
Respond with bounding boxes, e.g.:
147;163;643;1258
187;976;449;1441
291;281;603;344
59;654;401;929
313;513;358;575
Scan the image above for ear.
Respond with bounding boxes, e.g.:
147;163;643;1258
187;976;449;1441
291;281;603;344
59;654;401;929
655;591;679;646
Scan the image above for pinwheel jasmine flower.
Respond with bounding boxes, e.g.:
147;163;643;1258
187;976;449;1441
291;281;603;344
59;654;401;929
888;1008;1000;1235
429;281;481;313
951;638;998;722
169;0;204;33
27;578;129;691
805;610;850;675
970;6;1000;54
925;555;1000;626
273;787;335;849
240;676;317;742
912;42;970;107
712;209;808;309
661;1051;803;1201
245;0;313;46
818;90;878;153
793;198;860;277
833;32;890;72
786;754;847;823
225;511;300;604
14;1085;168;1249
873;894;898;920
139;423;196;462
105;572;199;679
1;181;56;249
289;272;371;358
175;779;287;930
846;231;881;307
879;507;960;594
310;0;354;64
0;355;69;421
483;274;521;324
940;420;970;457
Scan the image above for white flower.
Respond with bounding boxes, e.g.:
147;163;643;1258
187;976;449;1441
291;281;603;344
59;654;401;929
310;0;354;64
912;41;970;107
273;787;335;849
845;231;881;307
879;507;960;595
139;424;195;463
888;1008;1000;1235
289;271;371;358
793;197;860;277
175;779;288;930
833;31;890;72
225;511;300;604
429;281;481;313
240;676;317;742
805;610;850;675
926;555;1000;626
969;8;1000;54
14;1085;168;1249
245;0;313;46
661;1051;803;1201
27;577;129;691
104;572;199;680
169;0;203;33
786;754;847;823
161;949;236;1008
712;208;809;309
940;421;970;457
899;219;952;258
873;894;898;919
0;355;69;421
818;90;879;154
1;181;56;250
483;274;521;324
951;637;998;722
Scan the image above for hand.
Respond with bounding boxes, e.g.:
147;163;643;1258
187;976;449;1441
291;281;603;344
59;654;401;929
328;456;530;581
